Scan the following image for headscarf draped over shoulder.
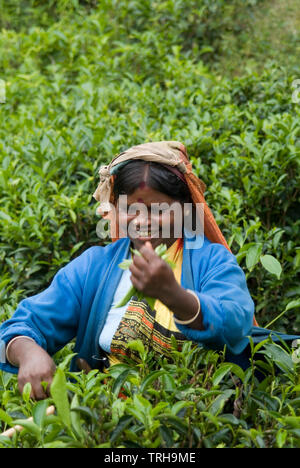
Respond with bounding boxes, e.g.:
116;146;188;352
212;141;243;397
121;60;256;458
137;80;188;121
93;141;259;326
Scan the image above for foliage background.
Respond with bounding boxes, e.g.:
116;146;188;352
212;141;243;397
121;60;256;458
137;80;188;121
0;0;299;448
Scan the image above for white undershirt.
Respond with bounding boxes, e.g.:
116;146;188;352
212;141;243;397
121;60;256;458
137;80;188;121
99;266;133;353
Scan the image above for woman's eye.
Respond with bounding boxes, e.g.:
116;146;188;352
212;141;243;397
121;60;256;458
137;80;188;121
118;205;171;216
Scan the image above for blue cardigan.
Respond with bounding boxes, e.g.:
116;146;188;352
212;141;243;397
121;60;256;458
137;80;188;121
0;234;295;374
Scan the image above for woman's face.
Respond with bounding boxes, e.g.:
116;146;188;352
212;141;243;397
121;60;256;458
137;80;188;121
116;185;184;251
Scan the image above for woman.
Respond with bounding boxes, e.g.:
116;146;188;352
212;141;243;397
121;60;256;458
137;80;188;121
0;141;296;400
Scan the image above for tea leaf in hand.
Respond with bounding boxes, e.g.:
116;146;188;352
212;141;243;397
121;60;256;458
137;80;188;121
115;244;174;310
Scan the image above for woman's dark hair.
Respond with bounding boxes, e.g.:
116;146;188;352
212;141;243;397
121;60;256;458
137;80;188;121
113;160;192;204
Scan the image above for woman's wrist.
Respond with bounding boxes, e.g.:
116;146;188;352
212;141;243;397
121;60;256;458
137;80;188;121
158;279;182;309
6;336;37;367
173;289;201;325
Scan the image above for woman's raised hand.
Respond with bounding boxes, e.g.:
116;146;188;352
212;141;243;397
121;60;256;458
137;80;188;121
129;241;179;305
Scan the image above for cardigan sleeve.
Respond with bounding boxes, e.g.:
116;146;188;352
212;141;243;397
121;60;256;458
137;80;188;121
175;243;255;355
0;247;97;374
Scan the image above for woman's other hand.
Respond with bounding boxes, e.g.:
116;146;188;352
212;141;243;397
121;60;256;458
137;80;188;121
7;338;56;400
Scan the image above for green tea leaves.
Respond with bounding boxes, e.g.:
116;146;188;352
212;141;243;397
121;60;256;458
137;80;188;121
260;255;282;279
50;368;71;430
212;364;233;386
115;243;175;309
246;244;263;271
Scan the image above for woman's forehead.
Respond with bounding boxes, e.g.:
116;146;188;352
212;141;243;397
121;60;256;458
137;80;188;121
126;186;176;204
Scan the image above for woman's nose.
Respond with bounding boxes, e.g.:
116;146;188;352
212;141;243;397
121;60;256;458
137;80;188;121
133;215;150;227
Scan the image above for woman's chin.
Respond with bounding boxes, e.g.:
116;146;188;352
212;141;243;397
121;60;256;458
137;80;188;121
130;236;160;250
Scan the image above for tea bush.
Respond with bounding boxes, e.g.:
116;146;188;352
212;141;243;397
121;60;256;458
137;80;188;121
0;339;299;448
0;0;299;448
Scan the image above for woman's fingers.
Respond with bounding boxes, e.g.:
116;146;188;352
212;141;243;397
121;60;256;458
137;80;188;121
17;350;56;400
132;253;148;269
129;261;144;278
139;242;157;262
130;274;143;291
132;246;160;271
130;242;173;299
18;375;50;400
33;382;49;401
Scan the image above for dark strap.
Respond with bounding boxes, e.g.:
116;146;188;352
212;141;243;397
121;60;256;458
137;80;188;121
91;347;110;371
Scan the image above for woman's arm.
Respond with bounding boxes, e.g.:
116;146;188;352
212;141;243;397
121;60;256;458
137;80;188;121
174;244;254;355
0;247;97;376
161;286;204;330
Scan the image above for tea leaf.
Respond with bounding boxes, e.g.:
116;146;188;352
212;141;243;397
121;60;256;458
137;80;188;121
50;368;71;429
260;255;282;279
11;419;41;439
140;370;166;393
32;400;49;427
212;364;233;386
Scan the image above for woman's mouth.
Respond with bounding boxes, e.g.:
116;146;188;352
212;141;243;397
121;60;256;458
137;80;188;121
135;229;160;239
